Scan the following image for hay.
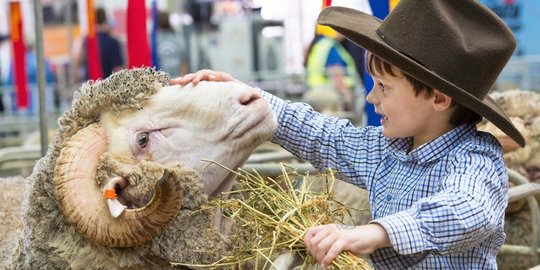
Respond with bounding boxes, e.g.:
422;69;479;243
172;163;371;269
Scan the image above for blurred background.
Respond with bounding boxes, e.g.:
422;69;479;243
0;0;539;163
1;2;540;269
0;0;346;117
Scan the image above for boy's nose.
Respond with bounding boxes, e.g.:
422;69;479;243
366;88;377;105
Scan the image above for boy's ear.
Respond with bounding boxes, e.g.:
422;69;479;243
432;89;453;112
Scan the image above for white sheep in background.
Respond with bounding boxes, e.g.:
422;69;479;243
479;90;540;172
478;90;540;270
1;67;277;269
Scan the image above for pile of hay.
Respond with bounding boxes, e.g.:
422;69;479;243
173;163;371;269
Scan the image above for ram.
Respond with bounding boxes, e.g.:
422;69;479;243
1;68;277;269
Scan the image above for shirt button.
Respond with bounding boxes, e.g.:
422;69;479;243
386;194;393;201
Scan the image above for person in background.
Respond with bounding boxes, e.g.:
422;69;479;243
7;42;56;86
332;0;371;80
156;11;189;77
4;39;56;114
172;0;526;268
304;24;361;115
73;7;124;82
0;34;9;113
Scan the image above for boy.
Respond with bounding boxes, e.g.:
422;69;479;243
173;0;526;268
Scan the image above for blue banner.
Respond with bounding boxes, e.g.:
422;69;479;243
151;0;160;68
481;0;540;56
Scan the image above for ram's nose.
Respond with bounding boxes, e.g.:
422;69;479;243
238;91;262;107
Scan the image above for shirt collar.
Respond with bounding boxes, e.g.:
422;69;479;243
387;124;476;164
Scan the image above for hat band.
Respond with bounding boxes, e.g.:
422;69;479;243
375;29;428;71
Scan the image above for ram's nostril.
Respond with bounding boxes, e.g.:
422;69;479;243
239;93;261;106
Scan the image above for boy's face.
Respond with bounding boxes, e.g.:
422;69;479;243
366;67;451;147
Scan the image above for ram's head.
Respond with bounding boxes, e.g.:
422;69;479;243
52;68;277;248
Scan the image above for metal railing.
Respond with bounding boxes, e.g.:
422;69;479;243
501;169;540;266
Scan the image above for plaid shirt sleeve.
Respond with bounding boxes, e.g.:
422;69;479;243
371;143;508;255
259;89;386;188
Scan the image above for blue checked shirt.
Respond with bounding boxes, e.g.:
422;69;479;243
261;90;508;269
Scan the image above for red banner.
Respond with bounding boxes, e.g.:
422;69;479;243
9;2;28;109
127;0;151;68
323;0;332;8
86;0;103;80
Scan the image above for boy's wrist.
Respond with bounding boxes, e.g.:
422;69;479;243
368;223;391;249
370;211;429;255
346;224;391;255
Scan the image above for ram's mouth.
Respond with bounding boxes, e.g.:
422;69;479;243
232;109;272;139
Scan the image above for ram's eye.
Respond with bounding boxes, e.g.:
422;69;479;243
137;132;149;148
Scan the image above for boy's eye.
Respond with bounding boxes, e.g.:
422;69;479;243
378;82;387;92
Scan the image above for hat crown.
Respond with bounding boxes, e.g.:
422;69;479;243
316;1;525;147
377;0;516;99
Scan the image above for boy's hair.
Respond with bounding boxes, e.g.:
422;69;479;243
366;51;481;126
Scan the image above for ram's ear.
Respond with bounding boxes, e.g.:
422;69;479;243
54;123;183;247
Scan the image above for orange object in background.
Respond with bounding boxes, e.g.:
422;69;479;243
390;0;400;10
9;1;28;109
43;25;80;58
86;0;103;80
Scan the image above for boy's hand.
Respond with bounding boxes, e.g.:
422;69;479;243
304;223;391;268
170;69;235;86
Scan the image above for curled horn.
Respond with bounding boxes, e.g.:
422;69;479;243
54;123;182;247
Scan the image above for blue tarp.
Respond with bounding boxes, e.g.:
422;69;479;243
481;0;540;56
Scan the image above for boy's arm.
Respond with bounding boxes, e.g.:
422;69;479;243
260;90;385;187
370;147;507;256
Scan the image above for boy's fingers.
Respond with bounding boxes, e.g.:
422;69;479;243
321;242;344;268
304;231;314;249
192;73;204;85
182;73;195;81
313;232;336;263
171;73;195;85
170;77;184;85
309;225;334;245
304;226;325;249
171;70;234;86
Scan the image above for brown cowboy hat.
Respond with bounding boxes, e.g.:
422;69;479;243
318;0;525;147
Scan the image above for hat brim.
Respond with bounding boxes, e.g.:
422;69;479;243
318;6;525;147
